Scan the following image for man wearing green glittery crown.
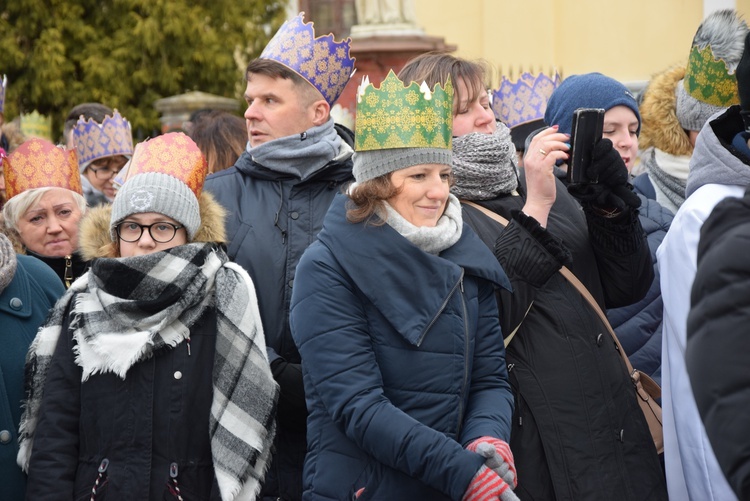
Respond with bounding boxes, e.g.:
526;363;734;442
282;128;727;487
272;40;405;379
204;12;356;501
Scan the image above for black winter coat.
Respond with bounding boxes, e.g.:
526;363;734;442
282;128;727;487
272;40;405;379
204;125;354;500
461;175;667;501
606;195;673;385
26;307;220;500
687;187;750;500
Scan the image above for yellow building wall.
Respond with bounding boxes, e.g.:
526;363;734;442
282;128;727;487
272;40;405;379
414;0;749;87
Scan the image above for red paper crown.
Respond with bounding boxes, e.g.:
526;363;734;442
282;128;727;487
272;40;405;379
122;132;207;197
5;138;82;200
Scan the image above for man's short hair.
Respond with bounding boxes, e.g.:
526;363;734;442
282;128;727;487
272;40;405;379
245;59;323;106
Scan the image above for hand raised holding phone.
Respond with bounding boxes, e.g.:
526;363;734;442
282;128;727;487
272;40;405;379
567;107;640;211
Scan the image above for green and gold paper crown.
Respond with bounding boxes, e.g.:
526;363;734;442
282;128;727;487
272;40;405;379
355;70;453;152
684;44;739;107
20;110;52;141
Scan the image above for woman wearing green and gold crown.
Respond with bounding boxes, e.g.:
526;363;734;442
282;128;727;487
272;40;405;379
289;71;518;501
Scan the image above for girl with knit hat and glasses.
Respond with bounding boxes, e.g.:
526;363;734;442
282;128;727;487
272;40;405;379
289;72;517;501
399;53;667;500
19;133;278;500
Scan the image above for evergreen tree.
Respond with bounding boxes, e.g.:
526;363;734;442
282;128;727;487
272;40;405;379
0;0;284;140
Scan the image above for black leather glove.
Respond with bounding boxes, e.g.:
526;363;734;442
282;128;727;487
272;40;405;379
568;138;641;211
271;359;308;431
736;32;750;131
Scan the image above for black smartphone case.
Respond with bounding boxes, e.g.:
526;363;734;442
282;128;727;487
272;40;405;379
567;108;605;185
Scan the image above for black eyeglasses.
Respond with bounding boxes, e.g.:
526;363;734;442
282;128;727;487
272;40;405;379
89;157;126;180
116;221;184;243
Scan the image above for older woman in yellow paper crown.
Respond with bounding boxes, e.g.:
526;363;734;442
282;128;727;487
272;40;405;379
1;138;87;288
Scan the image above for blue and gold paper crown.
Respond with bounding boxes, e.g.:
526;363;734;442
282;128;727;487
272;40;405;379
0;75;6;114
20;111;52;141
73;109;134;169
260;12;355;106
355;70;453;151
683;44;740;107
492;71;562;129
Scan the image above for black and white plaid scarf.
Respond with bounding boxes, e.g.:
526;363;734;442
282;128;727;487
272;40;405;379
18;242;278;500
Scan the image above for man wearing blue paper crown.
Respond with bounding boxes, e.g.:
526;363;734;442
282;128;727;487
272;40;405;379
204;12;356;501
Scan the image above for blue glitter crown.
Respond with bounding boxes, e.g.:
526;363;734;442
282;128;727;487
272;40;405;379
0;75;7;114
260;12;355;106
492;72;562;128
73;109;134;169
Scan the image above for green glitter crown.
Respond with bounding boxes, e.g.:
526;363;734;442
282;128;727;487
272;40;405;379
355;70;453;152
684;44;739;107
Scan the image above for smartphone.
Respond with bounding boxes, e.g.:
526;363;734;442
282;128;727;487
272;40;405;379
567;108;605;185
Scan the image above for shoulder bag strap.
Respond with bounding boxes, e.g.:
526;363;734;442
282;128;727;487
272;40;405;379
463;201;663;451
461;200;526;347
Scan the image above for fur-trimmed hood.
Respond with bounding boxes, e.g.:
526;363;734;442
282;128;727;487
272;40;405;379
639;65;694;157
78;191;227;260
0;213;26;255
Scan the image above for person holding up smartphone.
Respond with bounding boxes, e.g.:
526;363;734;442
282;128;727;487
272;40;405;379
399;56;667;500
544;73;674;390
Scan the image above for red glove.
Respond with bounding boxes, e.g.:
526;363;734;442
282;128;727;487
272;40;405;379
466;436;517;489
462;465;511;501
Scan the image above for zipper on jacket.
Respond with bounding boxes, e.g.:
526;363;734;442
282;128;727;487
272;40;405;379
64;255;73;288
416;269;465;347
90;458;109;500
168;462;184;501
455;274;470;437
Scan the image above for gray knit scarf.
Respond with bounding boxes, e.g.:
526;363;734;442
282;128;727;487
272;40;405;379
451;123;519;200
0;233;18;293
642;148;687;212
249;117;344;181
382;194;463;255
17;243;278;501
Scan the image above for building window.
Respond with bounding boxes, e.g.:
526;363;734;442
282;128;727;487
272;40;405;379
299;0;357;38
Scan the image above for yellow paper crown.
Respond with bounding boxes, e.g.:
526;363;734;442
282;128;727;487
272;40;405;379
355;70;453;152
20;111;52;141
683;44;740;107
5;138;82;200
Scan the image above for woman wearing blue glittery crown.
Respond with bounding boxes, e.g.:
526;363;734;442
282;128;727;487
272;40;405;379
71;110;134;207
